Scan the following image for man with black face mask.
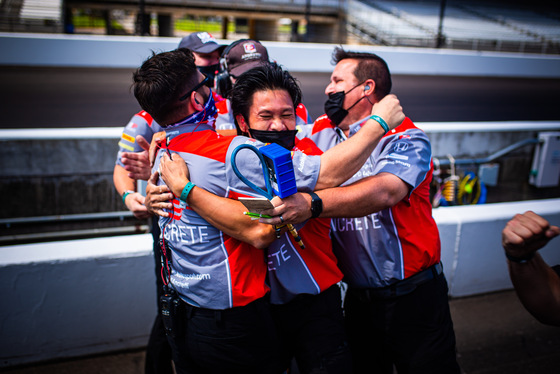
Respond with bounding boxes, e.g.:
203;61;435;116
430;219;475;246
260;47;461;374
177;31;225;88
143;62;404;373
135;51;404;373
112;32;231;374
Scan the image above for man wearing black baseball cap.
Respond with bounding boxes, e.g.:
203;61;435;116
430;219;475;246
222;39;269;78
214;39;268;98
178;31;226;86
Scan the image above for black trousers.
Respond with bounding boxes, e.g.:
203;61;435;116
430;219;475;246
271;284;353;374
167;296;288;374
344;272;461;374
145;218;173;374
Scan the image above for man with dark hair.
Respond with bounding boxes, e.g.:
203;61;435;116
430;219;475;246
331;47;392;100
132;48;405;373
112;39;227;374
229;62;300;119
260;46;461;374
148;62;403;373
113;32;222;374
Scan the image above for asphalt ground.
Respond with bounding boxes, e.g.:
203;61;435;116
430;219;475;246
4;289;560;374
1;66;560;128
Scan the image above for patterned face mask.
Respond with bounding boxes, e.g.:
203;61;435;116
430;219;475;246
168;91;218;129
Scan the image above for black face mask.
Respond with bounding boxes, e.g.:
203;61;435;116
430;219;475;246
249;129;298;150
323;82;366;126
197;64;220;86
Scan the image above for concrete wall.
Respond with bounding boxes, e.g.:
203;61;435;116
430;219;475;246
0;234;155;367
0;129;123;218
1;199;559;367
2;32;560;77
435;199;560;297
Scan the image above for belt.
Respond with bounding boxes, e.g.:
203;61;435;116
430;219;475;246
352;262;443;300
181;296;269;322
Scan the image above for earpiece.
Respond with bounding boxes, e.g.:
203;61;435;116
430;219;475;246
364;85;371;91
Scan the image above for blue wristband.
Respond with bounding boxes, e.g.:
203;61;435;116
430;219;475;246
369;114;390;134
122;190;135;204
179;182;196;203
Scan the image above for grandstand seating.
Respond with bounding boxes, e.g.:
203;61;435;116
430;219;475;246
2;0;559;53
348;0;560;54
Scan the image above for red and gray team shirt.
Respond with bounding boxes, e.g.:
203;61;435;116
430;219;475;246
115;110;163;167
307;115;441;289
152;122;322;310
116;91;229;163
266;137;343;305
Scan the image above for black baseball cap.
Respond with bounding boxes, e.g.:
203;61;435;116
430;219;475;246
178;32;224;54
224;39;269;77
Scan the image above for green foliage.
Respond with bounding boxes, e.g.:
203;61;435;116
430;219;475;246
175;17;234;33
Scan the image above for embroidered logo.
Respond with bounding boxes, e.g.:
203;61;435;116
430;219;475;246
393;142;409;152
197;32;216;44
243;42;257;53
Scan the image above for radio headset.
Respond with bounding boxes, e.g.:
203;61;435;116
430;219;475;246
216;39;245;97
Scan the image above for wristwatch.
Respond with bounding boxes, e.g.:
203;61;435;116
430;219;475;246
309;192;323;218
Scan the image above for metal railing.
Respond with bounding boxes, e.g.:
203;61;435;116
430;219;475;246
433;138;541;166
0;211;150;244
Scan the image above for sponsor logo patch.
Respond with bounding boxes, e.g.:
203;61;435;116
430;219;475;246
393;142;409;152
121;133;135;143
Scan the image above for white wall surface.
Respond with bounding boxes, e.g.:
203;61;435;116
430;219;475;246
434;199;560;297
2;33;560;77
0;234;155;367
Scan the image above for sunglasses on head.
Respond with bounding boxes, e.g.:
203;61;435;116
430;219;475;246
179;74;212;101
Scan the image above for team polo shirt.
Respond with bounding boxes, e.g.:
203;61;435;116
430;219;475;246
267;137;343;305
116;93;231;161
152;122;321;310
214;96;234;130
295;103;313;125
309;115;441;289
116;111;163;167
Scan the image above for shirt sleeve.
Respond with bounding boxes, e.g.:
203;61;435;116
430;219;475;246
115;113;156;167
215;100;236;130
372;129;432;192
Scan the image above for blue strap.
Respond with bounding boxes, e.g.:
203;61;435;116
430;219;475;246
230;144;274;200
